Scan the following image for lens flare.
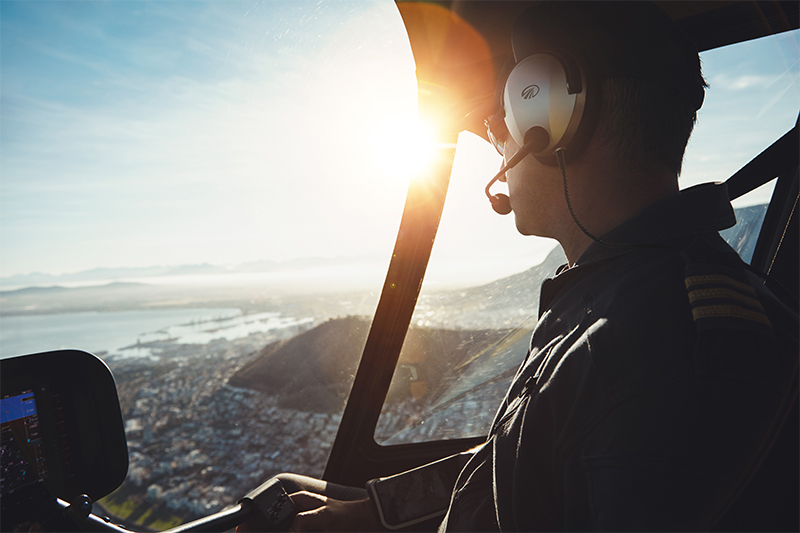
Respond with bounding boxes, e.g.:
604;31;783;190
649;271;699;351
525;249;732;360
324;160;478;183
370;116;439;180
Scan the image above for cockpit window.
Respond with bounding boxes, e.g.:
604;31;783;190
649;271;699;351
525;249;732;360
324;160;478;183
376;29;800;445
684;29;799;263
1;0;413;526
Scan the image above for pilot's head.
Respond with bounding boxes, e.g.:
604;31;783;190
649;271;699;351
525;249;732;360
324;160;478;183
488;1;706;176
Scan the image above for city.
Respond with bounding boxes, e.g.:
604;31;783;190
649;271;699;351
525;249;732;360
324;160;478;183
101;306;530;530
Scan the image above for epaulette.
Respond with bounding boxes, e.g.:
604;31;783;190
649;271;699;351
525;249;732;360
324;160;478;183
682;241;772;334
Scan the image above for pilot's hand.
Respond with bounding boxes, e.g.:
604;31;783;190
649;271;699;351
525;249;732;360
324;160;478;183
289;491;381;532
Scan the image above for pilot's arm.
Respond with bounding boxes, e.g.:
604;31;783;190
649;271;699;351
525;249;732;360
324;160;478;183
238;449;475;532
287;492;381;532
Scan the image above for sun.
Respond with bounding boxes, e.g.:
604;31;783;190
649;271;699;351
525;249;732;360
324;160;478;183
369;116;439;181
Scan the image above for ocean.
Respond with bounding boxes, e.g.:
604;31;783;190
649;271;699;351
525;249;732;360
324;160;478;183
0;308;312;360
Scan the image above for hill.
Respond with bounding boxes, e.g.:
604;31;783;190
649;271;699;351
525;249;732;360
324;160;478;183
228;316;519;415
0;282;161;315
229;316;370;413
413;246;566;329
720;204;768;263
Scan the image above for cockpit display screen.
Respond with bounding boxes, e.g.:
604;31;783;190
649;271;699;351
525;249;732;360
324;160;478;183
1;390;48;497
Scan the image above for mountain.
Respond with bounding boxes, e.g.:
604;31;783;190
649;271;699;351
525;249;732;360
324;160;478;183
413;246;566;329
0;255;389;289
0;285;74;296
162;264;229;276
229;317;370;413
720;204;769;263
0;281;145;296
226;248;565;411
228;316;517;414
0;267;173;288
0;282;167;315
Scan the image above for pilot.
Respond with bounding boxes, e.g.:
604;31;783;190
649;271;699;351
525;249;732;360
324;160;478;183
241;2;799;531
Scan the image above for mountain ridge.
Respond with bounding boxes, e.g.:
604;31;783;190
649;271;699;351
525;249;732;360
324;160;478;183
0;254;388;289
228;316;518;414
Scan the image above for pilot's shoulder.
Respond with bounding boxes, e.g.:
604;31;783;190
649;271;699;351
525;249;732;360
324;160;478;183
683;262;773;333
678;237;800;384
679;237;781;334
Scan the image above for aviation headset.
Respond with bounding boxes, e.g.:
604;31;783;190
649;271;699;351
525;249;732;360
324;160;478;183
497;49;591;165
485;2;705;214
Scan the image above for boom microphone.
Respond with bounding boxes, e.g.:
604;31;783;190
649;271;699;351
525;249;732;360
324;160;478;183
485;127;549;215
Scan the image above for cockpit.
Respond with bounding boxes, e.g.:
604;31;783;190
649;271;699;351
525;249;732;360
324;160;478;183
1;1;798;531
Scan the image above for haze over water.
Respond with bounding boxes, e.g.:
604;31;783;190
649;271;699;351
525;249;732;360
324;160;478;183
0;308;312;360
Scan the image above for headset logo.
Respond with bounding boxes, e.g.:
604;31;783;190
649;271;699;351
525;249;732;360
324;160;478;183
522;84;540;99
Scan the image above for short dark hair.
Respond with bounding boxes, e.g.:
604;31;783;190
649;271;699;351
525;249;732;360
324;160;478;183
596;76;706;176
513;2;707;175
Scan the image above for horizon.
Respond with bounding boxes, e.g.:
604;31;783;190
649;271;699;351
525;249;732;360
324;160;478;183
0;242;563;294
1;199;775;288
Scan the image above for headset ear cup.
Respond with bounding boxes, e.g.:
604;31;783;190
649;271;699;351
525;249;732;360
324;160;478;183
503;52;590;164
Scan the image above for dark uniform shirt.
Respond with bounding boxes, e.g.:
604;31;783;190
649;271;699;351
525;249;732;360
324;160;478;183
440;183;799;531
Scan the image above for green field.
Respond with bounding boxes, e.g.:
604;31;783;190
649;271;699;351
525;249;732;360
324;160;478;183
99;486;184;532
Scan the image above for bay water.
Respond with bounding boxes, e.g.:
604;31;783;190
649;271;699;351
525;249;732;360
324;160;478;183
0;308;312;360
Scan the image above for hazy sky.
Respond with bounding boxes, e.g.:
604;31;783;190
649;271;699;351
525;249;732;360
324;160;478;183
1;1;798;283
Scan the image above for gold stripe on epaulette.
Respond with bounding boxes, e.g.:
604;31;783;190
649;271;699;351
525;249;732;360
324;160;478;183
688;287;765;310
684;274;757;296
692;304;772;327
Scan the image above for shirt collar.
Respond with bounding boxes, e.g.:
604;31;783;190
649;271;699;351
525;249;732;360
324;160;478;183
538;182;735;315
575;182;735;266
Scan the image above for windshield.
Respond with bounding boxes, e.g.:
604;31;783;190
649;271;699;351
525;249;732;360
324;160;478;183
1;0;413;528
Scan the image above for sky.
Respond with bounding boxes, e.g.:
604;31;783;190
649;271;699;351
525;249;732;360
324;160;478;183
1;1;798;287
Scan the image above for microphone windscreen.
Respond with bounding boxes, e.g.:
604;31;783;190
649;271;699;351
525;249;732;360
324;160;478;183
490;193;512;215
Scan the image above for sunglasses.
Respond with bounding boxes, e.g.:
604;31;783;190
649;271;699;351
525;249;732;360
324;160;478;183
484;112;509;156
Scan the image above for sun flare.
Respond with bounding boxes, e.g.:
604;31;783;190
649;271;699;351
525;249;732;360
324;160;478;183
369;116;439;180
